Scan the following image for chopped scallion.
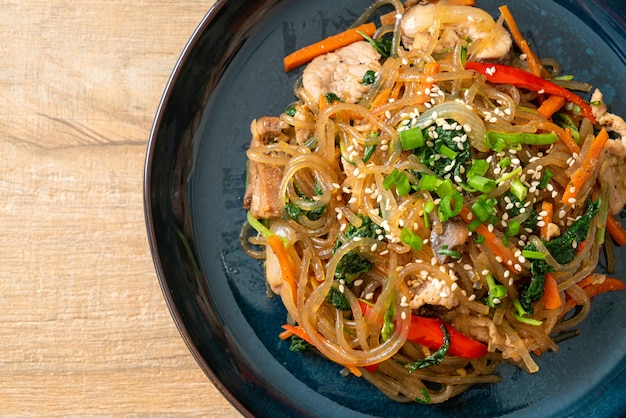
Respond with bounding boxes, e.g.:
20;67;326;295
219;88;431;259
438;144;458;160
400;127;425;150
510;178;528;201
467;159;489;177
521;249;546;260
401;228;424;251
467;175;496;194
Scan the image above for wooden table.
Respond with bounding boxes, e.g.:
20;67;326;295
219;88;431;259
0;1;240;415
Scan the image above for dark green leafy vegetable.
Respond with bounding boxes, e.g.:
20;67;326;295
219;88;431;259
519;199;601;313
359;32;392;57
406;325;450;372
544;199;600;264
285;182;326;221
325;92;342;104
362;69;376;85
333;215;378;283
285;106;297;117
417;121;471;179
538;168;554;190
552;113;581;143
325;287;351;310
334;252;373;283
289;335;311;352
415;388;432;404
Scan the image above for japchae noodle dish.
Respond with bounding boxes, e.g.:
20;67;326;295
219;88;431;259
241;0;626;404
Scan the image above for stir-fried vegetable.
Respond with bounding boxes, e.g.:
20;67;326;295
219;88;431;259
283;22;377;72
465;61;596;123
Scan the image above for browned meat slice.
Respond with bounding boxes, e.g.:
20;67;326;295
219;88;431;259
430;220;469;263
243;117;287;219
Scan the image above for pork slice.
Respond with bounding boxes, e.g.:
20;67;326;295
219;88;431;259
243;117;287;219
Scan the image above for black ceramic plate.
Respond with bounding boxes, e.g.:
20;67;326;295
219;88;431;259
144;1;626;416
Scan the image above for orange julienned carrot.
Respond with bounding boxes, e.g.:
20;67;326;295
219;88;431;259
561;128;609;204
499;5;544;77
581;278;626;299
540;201;553;239
281;324;313;344
537;95;567;119
606;213;626;246
459;206;521;274
267;235;298;304
284;22;377;72
369;88;391;110
543;272;562;309
563;276;625;312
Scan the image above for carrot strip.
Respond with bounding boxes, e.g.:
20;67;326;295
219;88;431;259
540;201;553;239
278;329;293;340
561;128;609;204
581;278;626;299
606;213;626;246
369;88;391;110
563;275;624;313
576;274;597;289
543;273;562;309
459;206;521;274
267;235;298;305
284;22;377;72
281;324;313;344
499;5;544;77
537;95;566;119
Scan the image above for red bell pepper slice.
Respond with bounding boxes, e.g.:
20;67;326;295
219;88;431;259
465;61;596;124
358;301;488;363
408;315;488;359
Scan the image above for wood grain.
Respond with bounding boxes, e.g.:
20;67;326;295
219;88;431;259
0;1;240;416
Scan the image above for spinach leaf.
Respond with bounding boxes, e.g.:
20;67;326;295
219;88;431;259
417;120;470;180
325;287;351;311
520;199;601;313
334;251;373;283
406;324;450;372
289;335;311;352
